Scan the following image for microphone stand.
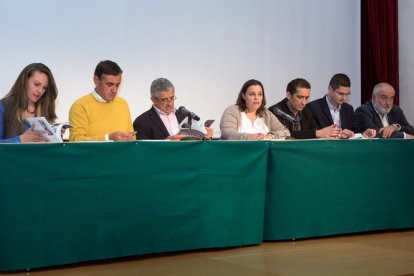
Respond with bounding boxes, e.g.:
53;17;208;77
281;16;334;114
188;116;193;137
283;119;289;138
280;118;294;139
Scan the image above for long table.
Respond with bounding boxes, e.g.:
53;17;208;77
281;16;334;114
1;140;414;271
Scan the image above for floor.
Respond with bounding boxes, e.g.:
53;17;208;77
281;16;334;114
3;230;414;276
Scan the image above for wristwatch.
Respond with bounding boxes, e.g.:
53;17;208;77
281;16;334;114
393;124;401;131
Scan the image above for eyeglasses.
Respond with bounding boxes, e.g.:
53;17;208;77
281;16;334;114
335;90;351;97
157;96;177;103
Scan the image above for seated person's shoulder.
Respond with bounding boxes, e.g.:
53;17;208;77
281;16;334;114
308;97;322;105
268;103;277;110
392;105;404;113
307;97;325;109
268;101;284;112
114;96;129;105
302;105;314;116
342;101;354;109
134;108;153;123
222;105;239;115
354;102;371;112
72;94;95;107
225;104;238;111
306;100;317;111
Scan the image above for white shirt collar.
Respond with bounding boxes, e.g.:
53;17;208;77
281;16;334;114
325;95;341;112
91;89;108;103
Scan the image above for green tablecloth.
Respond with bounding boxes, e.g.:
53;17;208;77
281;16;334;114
264;139;414;240
0;141;268;271
2;139;414;271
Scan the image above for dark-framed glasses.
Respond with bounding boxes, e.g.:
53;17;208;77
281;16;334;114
157;96;177;103
335;90;351;97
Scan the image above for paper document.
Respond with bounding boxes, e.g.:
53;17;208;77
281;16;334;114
25;117;71;142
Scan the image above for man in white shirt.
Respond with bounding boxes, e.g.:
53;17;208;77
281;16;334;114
133;78;213;140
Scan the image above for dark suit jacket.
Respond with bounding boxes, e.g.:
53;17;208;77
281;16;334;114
133;106;185;140
307;96;354;130
269;98;318;139
353;101;414;138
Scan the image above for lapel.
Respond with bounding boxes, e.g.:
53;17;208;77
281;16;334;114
368;101;384;127
321;96;334;125
339;103;352;129
149;107;170;137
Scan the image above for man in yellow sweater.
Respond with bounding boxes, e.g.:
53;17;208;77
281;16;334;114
69;60;135;141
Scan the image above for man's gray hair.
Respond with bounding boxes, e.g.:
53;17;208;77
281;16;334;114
150;78;175;97
372;83;383;95
372;83;392;96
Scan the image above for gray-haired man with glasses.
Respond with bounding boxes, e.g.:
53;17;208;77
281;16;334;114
133;78;213;140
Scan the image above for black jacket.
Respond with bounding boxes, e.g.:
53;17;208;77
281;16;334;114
133;106;186;140
269;98;318;139
307;95;354;130
353;101;414;138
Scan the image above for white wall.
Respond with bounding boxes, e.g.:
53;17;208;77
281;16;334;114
0;0;360;130
399;0;414;126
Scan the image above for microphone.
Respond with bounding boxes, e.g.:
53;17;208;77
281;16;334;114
272;107;298;123
178;106;200;121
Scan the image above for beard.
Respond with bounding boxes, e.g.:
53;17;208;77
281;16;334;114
373;101;392;115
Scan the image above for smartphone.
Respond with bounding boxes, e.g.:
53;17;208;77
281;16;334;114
204;119;215;127
129;131;138;135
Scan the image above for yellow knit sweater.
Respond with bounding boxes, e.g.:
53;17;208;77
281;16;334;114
69;94;133;141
